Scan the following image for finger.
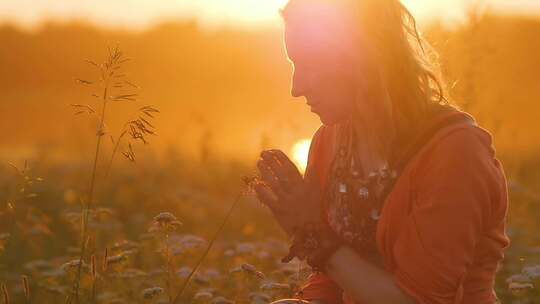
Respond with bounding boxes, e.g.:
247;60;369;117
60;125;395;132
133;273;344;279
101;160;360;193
254;183;287;212
260;151;301;191
257;159;288;198
257;158;276;183
267;149;303;182
260;152;289;181
253;183;278;206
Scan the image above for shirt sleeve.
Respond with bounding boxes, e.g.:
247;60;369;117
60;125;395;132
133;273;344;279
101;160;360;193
300;126;344;302
391;127;503;304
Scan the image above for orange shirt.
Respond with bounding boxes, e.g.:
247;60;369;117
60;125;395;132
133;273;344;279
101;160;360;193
301;109;511;304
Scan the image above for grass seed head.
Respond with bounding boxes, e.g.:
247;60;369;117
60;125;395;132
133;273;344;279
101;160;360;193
239;263;265;279
149;212;182;234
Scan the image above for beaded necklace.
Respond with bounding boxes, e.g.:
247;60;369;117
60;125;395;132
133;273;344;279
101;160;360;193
324;119;397;267
323;104;472;267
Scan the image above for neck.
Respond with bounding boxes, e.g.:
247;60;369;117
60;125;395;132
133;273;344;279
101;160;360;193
348;100;396;175
351;119;392;175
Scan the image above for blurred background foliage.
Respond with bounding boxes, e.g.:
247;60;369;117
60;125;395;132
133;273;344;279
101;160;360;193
0;9;539;303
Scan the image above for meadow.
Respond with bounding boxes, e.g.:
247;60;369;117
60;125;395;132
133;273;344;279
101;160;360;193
0;12;539;303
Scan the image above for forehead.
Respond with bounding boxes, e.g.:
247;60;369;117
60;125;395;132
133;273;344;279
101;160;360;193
283;2;358;62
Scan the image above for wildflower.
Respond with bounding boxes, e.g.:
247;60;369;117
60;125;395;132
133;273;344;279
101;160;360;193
105;253;129;266
194;274;210;285
61;259;89;273
229;266;242;274
40;269;65;278
204;268;221;280
110;268;148;279
249;292;272;304
193;291;213;301
93;207;115;219
177;266;193;278
508;282;534;297
210;296;234;304
235;242;256;254
260;282;291;291
142;287;163;299
506;274;534;298
523;265;540;279
223;249;235;257
110;240;139;252
175;234;207;249
229;263;265;279
166;234;207;256
506;274;532;285
240;263;265;279
149;212;182;234
42;285;66;295
24;260;52;271
154;212;179;224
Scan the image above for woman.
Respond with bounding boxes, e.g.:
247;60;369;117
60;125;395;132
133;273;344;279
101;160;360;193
254;0;510;303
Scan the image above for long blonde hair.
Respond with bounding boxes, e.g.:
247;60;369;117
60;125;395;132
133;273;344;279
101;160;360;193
281;0;451;164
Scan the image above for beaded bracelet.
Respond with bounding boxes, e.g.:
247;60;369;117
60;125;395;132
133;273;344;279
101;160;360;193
281;222;342;272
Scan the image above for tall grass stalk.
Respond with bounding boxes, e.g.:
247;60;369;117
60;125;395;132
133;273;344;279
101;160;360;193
104;131;127;180
171;193;243;304
67;46;157;303
69;49;113;304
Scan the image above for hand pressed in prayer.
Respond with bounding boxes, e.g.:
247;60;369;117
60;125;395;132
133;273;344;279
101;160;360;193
254;149;323;237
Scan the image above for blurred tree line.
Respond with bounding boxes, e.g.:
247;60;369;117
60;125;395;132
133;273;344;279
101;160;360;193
0;15;539;172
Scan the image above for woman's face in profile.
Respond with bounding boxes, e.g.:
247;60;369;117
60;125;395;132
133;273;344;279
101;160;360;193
284;17;358;126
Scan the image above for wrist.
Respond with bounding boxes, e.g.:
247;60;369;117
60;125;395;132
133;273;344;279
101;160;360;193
281;222;342;272
306;224;342;272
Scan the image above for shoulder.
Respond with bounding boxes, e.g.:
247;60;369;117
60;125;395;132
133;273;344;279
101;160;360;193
413;115;499;180
429;125;494;161
411;124;506;209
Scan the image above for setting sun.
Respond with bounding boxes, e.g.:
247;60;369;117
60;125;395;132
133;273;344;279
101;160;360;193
291;138;311;174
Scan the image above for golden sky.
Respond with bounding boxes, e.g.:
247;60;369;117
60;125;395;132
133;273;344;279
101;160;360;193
0;0;539;30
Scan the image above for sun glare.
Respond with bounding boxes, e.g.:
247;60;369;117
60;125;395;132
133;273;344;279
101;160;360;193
291;138;312;174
